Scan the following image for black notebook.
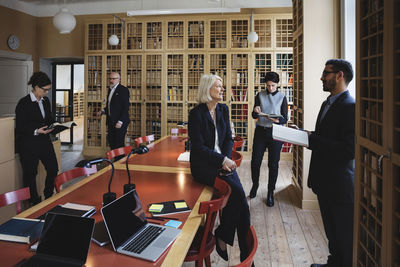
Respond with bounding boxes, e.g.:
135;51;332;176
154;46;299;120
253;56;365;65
37;203;96;220
148;199;191;216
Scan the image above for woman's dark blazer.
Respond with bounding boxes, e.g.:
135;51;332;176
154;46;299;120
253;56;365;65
15;94;55;151
188;103;233;186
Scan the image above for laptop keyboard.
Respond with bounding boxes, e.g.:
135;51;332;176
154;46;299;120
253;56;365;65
123;225;166;254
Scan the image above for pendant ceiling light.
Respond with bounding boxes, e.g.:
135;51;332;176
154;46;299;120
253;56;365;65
108;15;119;46
247;11;258;43
53;7;76;34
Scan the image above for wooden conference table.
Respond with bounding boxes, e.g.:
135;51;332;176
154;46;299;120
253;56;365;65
0;136;213;267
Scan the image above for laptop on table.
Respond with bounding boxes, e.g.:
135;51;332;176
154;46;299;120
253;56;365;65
101;189;181;262
22;213;95;267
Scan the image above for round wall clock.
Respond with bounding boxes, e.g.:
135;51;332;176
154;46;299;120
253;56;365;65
7;35;20;50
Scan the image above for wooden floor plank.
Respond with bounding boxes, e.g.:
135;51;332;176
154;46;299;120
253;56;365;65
277;186;314;266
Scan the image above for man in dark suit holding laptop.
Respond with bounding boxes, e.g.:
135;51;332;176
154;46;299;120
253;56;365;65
307;59;355;267
98;72;130;150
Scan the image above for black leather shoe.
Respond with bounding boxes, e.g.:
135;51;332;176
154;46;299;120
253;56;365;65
266;190;274;207
310;264;328;267
249;185;258;198
215;238;228;261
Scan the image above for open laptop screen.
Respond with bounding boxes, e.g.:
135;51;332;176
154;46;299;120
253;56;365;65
37;213;94;263
101;190;147;249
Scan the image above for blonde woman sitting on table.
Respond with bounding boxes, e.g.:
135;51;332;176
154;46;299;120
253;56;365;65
188;74;252;264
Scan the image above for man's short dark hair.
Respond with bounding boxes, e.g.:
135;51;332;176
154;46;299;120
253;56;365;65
325;59;353;85
28;71;51;87
264;71;280;84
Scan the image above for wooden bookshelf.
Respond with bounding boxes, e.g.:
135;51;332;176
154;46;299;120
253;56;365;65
84;11;293;156
354;0;400;266
127;22;142;50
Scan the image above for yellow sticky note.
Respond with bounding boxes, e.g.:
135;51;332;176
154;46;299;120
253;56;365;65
149;204;164;212
174;202;187;209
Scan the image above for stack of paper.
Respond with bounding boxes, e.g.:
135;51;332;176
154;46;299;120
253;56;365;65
272;124;309;147
177;151;190;162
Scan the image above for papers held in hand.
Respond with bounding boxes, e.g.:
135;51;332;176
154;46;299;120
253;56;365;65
272;124;309;147
258;112;283;119
46;121;77;134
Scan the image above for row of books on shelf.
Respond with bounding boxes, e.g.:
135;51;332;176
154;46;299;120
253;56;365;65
168;24;184;35
231;55;248;68
188;22;204;36
188;56;204;69
146;71;162;84
146;23;162;34
231;89;248;102
87;72;101;86
87;120;101;132
231;106;248;121
167;56;183;66
127;58;141;69
167;105;183;118
147;121;161;134
87;91;102;101
147;37;162;49
127;24;142;36
127;38;142;49
106;57;121;69
87;57;101;68
210;56;227;68
231;70;248;85
210;39;227;48
232;36;248;48
167;87;183;101
167;73;183;84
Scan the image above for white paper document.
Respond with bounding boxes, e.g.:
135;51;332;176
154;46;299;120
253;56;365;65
272;124;309;147
177;151;190;162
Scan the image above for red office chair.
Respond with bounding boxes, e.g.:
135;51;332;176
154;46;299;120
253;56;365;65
0;187;30;214
233;136;244;151
134;134;155;148
171;128;188;136
54;167;97;193
184;178;231;267
106;145;133;160
231;150;243;168
233;226;258;267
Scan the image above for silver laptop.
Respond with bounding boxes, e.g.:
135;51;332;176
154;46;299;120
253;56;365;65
101;189;181;262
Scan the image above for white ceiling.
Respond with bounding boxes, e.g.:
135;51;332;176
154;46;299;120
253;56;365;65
1;0;292;17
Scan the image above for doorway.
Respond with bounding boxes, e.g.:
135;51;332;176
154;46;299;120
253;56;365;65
52;62;84;144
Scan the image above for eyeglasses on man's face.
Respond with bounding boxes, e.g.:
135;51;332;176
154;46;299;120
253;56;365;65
322;70;338;77
109;77;119;80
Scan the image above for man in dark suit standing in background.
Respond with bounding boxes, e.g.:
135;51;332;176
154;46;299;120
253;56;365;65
307;59;355;267
98;72;130;149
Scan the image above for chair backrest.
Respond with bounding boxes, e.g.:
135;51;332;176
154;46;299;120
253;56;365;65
233;226;258;267
233;136;244;151
0;187;30;214
54;167;97;193
231;150;243;168
106;145;133;160
195;178;231;255
171;128;188;136
134;134;155;148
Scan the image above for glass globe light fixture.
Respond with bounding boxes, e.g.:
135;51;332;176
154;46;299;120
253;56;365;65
53;8;76;34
